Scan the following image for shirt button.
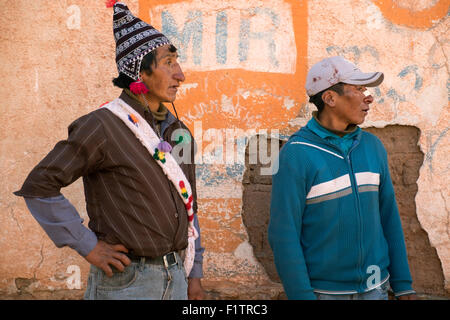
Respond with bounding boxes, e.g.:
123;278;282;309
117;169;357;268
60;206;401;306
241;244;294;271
175;213;179;218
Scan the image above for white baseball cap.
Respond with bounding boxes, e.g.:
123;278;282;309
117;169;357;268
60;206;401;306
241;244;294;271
305;56;384;96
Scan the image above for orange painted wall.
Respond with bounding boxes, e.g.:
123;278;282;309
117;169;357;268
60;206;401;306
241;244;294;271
372;0;448;29
0;0;449;297
140;0;308;132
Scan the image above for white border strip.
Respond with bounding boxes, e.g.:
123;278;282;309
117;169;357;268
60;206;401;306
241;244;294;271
306;174;351;199
314;275;390;295
355;172;380;186
290;142;344;159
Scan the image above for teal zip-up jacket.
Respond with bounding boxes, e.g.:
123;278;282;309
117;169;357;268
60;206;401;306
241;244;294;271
268;120;415;300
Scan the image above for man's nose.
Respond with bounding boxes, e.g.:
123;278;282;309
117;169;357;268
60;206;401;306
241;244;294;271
363;94;374;105
173;64;185;82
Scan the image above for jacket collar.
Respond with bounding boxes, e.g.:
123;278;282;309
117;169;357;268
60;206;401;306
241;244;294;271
292;121;363;151
309;111;359;139
119;90;148;119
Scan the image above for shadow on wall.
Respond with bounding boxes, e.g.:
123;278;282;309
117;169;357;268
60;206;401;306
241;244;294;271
241;125;450;298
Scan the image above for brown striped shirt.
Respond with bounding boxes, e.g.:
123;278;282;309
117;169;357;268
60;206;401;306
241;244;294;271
15;91;197;257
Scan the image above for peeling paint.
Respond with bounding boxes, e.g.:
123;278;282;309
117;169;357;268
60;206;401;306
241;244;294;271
1;0;449;298
234;241;259;266
177;82;199;97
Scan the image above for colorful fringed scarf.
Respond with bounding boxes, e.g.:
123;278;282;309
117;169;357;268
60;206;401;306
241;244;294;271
103;98;198;276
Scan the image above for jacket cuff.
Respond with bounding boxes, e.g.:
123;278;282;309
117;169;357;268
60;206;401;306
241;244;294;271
394;290;416;298
390;280;415;297
73;227;98;257
287;290;317;300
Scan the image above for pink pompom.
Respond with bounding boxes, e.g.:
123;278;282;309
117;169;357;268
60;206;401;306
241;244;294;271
129;81;149;95
105;0;118;8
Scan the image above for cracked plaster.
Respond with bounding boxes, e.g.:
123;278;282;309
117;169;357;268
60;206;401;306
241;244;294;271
0;0;449;297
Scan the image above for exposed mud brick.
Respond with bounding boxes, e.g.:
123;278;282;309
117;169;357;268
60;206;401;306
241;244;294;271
242;137;281;282
242;184;277;280
365;125;449;297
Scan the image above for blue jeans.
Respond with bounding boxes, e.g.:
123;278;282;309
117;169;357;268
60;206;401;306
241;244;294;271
314;281;390;300
83;253;188;300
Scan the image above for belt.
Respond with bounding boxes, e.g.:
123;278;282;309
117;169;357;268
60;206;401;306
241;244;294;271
126;251;180;269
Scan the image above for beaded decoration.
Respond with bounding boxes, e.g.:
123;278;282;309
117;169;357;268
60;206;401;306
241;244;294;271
175;131;192;145
128;114;139;127
153;148;166;163
101;98;198;275
99;101;110;108
158;140;173;153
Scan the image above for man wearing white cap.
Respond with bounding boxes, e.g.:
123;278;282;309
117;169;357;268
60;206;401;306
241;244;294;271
268;56;417;300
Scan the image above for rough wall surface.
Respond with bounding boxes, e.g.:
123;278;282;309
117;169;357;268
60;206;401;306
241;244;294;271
365;126;448;297
0;0;448;298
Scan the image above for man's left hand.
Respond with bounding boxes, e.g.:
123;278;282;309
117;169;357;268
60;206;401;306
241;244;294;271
188;278;206;300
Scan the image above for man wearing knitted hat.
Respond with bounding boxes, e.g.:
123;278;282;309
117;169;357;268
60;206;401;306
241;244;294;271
14;2;205;300
268;56;417;300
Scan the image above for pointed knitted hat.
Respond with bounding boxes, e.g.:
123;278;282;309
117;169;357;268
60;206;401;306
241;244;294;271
112;1;172;81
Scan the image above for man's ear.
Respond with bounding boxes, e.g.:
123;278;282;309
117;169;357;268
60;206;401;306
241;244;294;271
137;72;151;93
322;90;337;107
140;71;151;85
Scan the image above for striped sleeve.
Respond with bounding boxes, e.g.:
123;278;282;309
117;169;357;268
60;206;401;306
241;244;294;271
14;113;107;198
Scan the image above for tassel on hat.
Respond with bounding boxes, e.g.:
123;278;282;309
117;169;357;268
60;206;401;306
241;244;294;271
105;0;118;8
129;80;149;95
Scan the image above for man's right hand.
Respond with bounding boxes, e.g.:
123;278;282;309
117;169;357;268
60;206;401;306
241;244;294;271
85;240;131;277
